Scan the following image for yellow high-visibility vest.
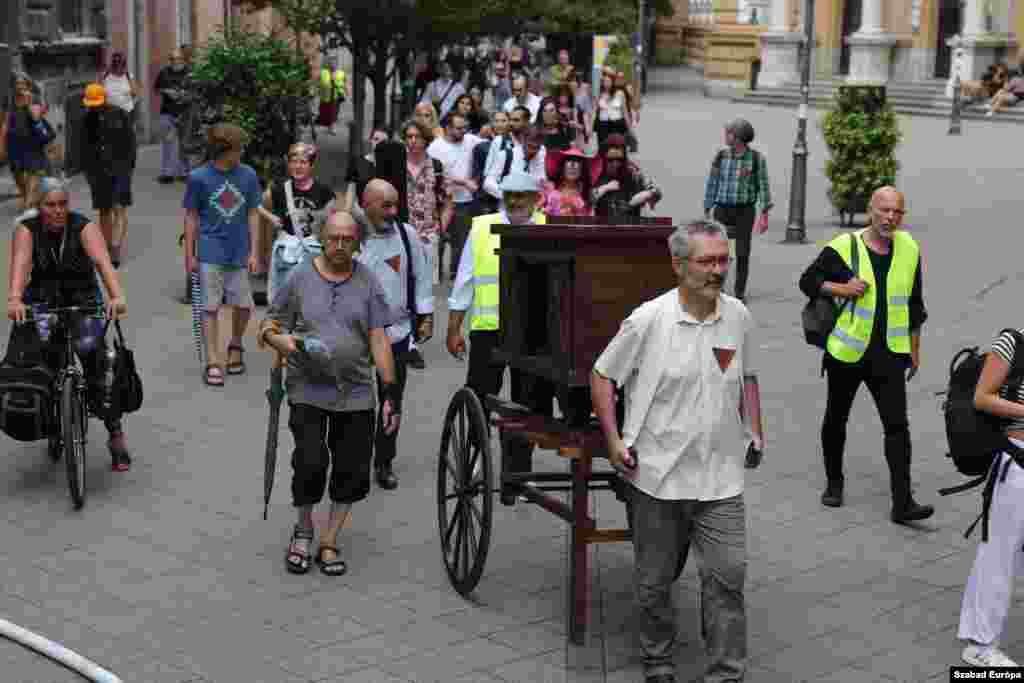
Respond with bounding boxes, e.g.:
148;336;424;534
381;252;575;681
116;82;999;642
469;211;546;332
319;68;347;102
826;229;919;362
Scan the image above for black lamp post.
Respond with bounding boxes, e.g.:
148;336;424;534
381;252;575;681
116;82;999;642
784;0;814;244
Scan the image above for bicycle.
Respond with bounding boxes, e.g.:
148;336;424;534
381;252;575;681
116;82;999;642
21;303;108;509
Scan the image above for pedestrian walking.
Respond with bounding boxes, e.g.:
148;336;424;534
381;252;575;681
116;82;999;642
957;327;1024;668
5;73;55;212
482;123;546;209
502;76;542;121
798;186;933;523
182;123;262;387
703;118;772;303
446;171;552;501
420;60;466;122
592;133;662;218
427;113;482;282
258;143;340;304
154;49;190;184
546;49;576;97
259;211;399;576
317;58;347;136
353;180;433;490
100;52;139;116
402;120;449;286
81;84;137;268
591;218;764;683
343;128;389;212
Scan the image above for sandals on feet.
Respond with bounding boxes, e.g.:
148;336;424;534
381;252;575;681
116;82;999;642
315;545;347;577
227;344;246;375
285;526;314;575
204;364;225;386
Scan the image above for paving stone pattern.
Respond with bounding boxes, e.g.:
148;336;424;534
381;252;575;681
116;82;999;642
0;67;1019;682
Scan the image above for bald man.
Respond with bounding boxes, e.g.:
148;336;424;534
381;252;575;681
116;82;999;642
355;179;433;490
799;186;933;524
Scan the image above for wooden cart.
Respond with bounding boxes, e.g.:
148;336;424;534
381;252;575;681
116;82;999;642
437;216;678;644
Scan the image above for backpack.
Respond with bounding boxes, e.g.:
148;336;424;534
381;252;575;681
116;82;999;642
0;323;55;442
938;328;1024;541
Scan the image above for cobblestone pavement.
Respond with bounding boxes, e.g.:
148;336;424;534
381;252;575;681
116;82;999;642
0;68;1020;682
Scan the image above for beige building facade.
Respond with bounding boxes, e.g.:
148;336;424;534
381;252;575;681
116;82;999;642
658;0;1023;91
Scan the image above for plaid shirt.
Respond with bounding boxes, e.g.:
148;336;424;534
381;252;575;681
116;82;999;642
703;146;773;213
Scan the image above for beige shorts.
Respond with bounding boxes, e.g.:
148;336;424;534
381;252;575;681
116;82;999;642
199;263;253;312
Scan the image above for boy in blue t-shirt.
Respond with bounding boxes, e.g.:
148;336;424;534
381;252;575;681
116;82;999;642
182;123;263;386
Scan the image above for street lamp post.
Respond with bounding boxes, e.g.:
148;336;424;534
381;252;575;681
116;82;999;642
636;0;647;95
784;0;814;244
948;38;964;135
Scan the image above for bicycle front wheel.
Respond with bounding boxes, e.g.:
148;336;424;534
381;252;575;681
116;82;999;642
61;376;86;509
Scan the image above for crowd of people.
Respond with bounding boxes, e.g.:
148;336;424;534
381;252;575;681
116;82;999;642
10;39;1024;683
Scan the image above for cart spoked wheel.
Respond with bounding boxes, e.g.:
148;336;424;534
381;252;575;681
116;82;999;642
438;387;494;596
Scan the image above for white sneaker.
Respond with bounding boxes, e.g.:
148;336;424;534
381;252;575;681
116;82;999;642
962;643;1019;667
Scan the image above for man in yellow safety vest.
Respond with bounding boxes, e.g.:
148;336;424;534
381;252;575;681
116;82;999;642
317;58;348;135
799;186;933;525
446;171;550;503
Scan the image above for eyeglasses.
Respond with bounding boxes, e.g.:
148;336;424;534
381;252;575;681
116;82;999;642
323;235;359;246
689;256;733;268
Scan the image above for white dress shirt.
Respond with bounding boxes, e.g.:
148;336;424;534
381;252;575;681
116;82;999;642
502;92;542;120
594;291;757;501
427;134;482;205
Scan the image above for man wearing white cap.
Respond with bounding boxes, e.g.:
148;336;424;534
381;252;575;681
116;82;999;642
446;171;551;502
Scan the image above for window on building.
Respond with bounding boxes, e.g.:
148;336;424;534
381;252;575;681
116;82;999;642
60;0;85;35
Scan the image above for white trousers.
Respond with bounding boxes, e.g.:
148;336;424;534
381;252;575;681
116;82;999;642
958;443;1024;645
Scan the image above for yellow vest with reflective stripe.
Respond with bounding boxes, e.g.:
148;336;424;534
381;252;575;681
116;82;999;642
319;68;347;102
469;211;546;332
826;229;919;363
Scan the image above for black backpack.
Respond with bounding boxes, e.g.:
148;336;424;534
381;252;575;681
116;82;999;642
0;324;55;442
938;328;1024;541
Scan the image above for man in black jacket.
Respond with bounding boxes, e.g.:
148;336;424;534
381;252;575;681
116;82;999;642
82;83;137;268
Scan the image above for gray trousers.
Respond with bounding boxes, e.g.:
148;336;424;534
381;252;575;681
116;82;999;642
160;114;188;178
629;485;748;682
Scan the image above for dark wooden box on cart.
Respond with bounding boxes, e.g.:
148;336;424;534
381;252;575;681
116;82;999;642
490;215;678;420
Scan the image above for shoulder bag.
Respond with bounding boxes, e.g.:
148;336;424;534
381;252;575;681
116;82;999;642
108;320;143;414
802;232;859;350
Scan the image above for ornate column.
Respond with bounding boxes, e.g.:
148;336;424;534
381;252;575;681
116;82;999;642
959;0;1018;78
757;0;803;87
845;0;897;84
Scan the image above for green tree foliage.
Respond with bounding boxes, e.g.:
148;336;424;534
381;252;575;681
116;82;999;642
820;86;901;212
189;25;313;182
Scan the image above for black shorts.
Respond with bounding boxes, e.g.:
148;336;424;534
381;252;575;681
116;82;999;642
87;172;133;210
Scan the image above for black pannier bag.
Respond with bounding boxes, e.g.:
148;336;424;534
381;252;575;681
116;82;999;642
0;323;55;442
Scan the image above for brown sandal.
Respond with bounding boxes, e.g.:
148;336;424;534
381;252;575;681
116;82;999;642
204;364;225;386
226;344;246;375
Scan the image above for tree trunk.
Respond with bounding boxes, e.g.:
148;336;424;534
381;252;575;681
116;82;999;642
349;40;368;163
371;37;390;127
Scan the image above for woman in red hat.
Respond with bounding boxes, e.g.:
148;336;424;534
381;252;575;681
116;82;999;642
540;147;593;217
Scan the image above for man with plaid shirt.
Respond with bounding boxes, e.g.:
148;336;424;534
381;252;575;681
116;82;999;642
703;117;772;302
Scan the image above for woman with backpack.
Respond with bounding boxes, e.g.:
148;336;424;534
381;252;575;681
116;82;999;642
5;177;131;471
958;327;1024;668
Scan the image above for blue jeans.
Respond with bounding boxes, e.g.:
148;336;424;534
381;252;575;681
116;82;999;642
629;486;748;682
160;114;187;177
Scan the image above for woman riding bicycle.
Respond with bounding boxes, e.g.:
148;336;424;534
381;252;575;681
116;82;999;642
6;176;132;471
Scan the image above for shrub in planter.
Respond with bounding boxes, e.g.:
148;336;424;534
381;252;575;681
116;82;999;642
188;26;313;184
820;85;901;224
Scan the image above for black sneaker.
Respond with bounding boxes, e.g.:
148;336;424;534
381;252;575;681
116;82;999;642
406;348;426;370
821;481;844;507
376;465;398;490
892;500;934;524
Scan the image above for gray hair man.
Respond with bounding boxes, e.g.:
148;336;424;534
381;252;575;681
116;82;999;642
591;219;764;683
354;179;434;490
259;210;398;576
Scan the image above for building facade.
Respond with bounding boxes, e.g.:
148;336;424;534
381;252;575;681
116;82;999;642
660;0;1024;91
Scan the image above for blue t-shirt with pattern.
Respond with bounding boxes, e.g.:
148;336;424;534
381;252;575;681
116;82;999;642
183;162;262;266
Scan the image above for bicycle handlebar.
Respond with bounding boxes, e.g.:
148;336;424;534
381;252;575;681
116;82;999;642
20;304;107;322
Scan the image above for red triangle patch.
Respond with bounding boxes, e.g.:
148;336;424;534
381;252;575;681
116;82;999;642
713;347;735;373
386;254;401;274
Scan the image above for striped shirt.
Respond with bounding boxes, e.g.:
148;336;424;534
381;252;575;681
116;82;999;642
703;146;772;213
991;329;1024;432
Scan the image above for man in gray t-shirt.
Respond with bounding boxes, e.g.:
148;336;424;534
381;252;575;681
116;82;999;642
260;211;398;577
